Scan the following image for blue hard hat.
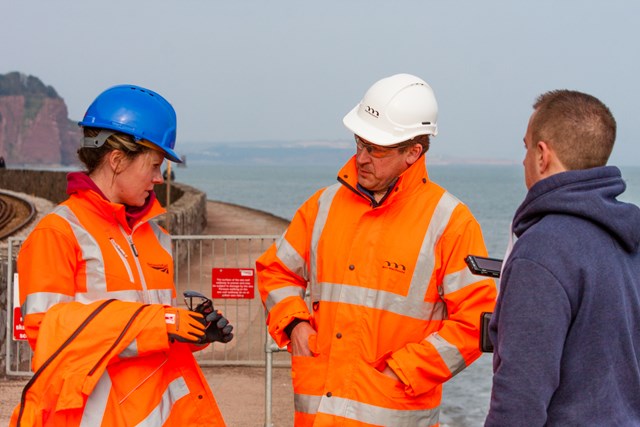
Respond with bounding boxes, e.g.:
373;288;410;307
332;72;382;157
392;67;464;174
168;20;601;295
78;84;181;163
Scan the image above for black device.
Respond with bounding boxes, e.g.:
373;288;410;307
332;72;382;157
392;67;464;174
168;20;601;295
480;312;494;352
465;255;500;352
183;290;214;317
465;255;503;278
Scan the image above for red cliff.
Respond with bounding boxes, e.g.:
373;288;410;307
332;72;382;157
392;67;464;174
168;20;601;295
0;72;81;166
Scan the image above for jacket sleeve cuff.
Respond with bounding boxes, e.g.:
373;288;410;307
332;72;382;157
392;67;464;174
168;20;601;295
386;358;411;389
268;299;312;347
283;318;310;338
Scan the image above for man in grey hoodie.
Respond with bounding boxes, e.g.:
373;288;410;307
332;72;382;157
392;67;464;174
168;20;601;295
485;90;640;426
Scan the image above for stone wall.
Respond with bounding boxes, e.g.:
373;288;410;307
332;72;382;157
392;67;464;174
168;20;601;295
156;180;207;236
0;169;206;235
0;169;69;204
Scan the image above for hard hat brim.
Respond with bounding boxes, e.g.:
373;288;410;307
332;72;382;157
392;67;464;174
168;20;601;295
79;122;183;163
343;104;435;147
144;140;183;163
343;104;403;147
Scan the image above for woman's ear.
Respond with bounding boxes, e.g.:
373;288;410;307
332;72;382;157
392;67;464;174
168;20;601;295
107;149;126;174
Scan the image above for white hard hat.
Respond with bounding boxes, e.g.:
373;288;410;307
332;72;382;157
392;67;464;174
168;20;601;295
343;73;438;146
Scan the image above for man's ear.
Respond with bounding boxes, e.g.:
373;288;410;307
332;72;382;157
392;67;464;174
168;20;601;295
405;143;423;165
537;141;565;176
535;141;550;172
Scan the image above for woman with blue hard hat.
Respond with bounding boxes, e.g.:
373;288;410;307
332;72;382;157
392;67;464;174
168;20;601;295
13;85;232;426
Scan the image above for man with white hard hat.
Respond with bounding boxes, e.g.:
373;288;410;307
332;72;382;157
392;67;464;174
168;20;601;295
257;73;496;426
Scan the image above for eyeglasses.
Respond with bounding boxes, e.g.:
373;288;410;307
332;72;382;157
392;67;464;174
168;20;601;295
355;136;404;159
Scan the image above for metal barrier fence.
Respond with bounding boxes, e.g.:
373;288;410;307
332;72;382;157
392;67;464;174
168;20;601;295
3;235;290;425
5;237;29;376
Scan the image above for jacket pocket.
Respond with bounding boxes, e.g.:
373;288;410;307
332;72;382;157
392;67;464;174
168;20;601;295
358;360;408;402
291;354;327;396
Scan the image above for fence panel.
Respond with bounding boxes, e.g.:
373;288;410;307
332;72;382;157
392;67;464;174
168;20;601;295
5;238;31;376
172;235;288;367
4;235;291;377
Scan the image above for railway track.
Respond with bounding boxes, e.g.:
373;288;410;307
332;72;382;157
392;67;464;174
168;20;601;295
0;191;36;240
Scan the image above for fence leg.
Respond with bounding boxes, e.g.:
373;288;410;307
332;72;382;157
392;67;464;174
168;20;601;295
264;326;274;427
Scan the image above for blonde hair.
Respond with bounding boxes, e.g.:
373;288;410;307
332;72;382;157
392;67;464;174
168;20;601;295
78;128;152;174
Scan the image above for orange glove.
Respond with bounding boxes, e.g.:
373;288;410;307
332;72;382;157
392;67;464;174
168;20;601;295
165;307;206;343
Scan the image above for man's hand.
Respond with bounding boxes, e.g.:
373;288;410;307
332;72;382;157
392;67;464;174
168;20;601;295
290;321;317;357
165;307;206;343
200;310;234;344
382;364;401;382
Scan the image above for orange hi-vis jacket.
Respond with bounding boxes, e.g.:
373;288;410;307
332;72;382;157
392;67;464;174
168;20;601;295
257;157;497;427
14;184;225;426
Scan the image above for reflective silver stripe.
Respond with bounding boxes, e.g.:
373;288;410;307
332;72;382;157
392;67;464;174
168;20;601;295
295;393;440;426
442;266;482;296
275;234;307;280
22;289;173;316
74;289;174;305
54;205;108;294
264;185;338;314
295;392;322;414
81;373;190;427
149;221;172;256
80;370;111;426
119;340;139;358
313;282;447;321
23;292;73;316
49;207;174;306
310;191;459;321
310;184;340;303
405;191;460;312
425;333;466;376
265;285;306;311
136;376;189;427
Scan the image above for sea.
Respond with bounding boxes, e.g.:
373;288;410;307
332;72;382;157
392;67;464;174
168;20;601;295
175;160;640;427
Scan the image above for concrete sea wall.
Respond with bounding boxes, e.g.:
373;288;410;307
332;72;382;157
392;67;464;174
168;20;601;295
0;169;207;235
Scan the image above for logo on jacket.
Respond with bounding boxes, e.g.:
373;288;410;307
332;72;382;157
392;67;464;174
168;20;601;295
383;260;406;273
365;105;379;118
148;263;169;274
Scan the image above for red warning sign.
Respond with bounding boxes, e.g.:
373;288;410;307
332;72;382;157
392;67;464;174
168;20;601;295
14;307;27;341
211;268;255;299
13;273;27;341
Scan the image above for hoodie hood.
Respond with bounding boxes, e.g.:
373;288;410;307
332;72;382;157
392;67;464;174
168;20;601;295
513;166;640;252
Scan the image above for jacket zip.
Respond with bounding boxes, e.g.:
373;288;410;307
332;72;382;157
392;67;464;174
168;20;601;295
110;238;135;282
118;224;150;302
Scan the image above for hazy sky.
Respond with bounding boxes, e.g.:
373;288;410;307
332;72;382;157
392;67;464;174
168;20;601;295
2;1;639;165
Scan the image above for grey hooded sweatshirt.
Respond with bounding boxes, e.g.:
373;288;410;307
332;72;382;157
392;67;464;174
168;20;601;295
485;166;640;426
